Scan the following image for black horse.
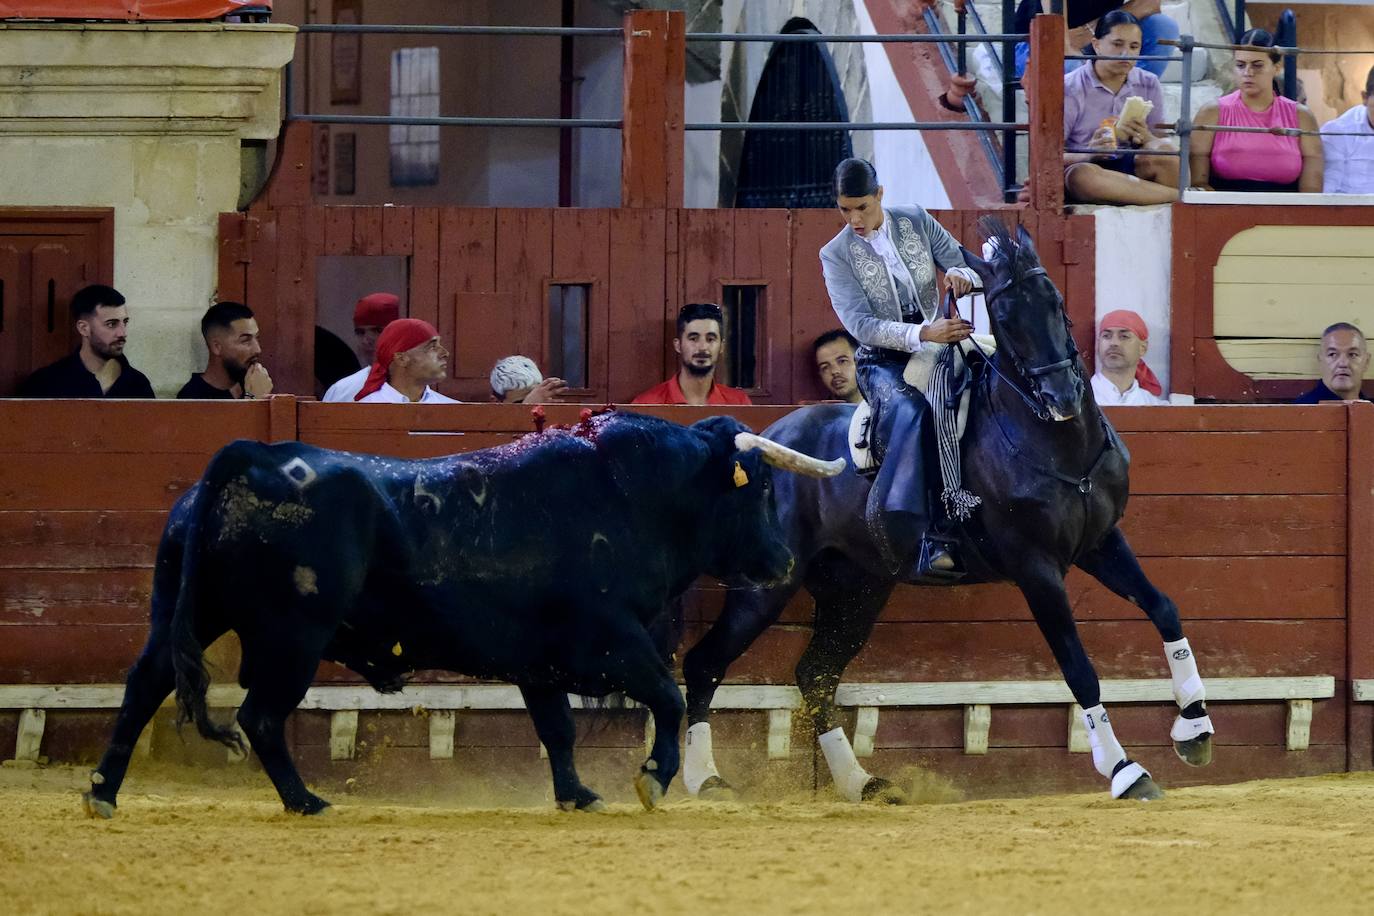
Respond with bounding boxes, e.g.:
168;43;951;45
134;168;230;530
680;219;1214;803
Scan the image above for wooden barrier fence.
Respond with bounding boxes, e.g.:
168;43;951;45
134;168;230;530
0;399;1370;799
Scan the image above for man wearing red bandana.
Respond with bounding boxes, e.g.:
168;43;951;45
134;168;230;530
354;319;459;404
1091;309;1166;406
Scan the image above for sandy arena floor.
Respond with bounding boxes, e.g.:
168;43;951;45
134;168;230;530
3;763;1373;916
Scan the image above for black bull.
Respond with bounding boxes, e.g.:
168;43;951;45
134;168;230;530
83;412;842;818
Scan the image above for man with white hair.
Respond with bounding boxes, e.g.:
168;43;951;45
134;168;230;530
489;355;567;403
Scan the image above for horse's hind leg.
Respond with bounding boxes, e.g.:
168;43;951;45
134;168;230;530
799;555;897;804
1020;567;1162;800
1076;527;1214;766
681;577;801;799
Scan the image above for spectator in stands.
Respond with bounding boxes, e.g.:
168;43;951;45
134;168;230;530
1295;322;1371;403
1322;64;1374;194
1063;12;1179;206
17;284;155;398
489;355;568;403
1091;309;1166;405
177;301;273;400
1013;0;1180;79
322;292;402;402
631;303;753;406
355;318;458;403
1190;29;1323;193
813;329;862;403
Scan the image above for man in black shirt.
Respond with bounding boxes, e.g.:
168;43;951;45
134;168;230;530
1296;322;1373;403
177;301;274;400
16;284;155;398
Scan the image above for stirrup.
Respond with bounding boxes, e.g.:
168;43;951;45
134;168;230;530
915;533;964;582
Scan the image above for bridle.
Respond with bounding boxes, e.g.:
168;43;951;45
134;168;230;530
950;265;1083;422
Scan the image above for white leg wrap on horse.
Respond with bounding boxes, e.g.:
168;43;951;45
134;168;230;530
1110;761;1151;799
1082;704;1127;779
1164;637;1205;708
818;727;872;803
682;722;721;796
1170;713;1215;742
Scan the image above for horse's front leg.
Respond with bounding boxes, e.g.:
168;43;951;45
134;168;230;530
1076;526;1214;766
1018;564;1163;801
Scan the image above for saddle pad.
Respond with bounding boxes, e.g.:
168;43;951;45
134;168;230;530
848;335;997;472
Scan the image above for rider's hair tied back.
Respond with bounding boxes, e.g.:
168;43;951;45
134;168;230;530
834;158;879;200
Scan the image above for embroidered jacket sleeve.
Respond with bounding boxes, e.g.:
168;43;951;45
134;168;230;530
820;240;925;353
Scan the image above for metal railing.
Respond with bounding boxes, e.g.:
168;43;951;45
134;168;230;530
922;1;1009;198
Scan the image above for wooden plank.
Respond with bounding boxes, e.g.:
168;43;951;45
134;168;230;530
734;209;793;403
0;626;148;683
552;208;611;398
1217;224;1374;258
1349;401;1374;769
608;209;668;402
0;453;216;511
706;619;1348;685
1214;284;1374;337
789;208;846;404
322;207;355;256
495;207;551;363
1106;405;1345;434
1123;430;1346;495
0;401;271;453
352;208;384;257
679;208;732;305
0;569;152;625
271;205;317;398
1027;15;1066;212
1215;338;1328;378
380;205;414;257
1216;256;1374;286
409;207;440;328
1120;494;1345;556
216;212;247;303
0;512;165;568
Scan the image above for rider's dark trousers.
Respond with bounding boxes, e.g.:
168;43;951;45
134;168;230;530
856;348;934;570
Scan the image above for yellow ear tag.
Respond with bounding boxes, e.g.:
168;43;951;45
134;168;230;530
391;642;403;657
733;461;749;488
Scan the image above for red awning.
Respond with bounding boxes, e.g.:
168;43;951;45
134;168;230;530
0;1;271;19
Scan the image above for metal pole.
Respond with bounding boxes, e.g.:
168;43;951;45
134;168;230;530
1178;33;1194;193
558;0;575;207
957;7;968;74
1002;0;1017;203
1233;0;1245;41
1280;9;1298;101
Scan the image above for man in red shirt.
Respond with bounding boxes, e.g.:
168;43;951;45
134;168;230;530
631;302;753;406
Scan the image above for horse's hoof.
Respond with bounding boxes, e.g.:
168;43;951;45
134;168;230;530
860;776;906;805
697;775;737;802
81;792;115;820
1119;775;1165;802
634;768;666;811
293;794;333;816
1174;733;1213;767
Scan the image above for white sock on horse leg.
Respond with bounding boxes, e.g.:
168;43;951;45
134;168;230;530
682;722;721;796
818;727;872;802
1082;704;1127;779
1164;637;1206;708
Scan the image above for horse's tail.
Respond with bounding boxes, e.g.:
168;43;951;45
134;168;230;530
171;442;253;753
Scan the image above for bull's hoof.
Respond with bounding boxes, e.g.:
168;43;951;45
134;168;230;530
697;775;737;802
1119;775;1165;802
860;776;906;805
1174;733;1213;768
634;768;666;811
81;792;116;820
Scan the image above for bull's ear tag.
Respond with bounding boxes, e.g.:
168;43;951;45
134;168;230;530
733;461;749;488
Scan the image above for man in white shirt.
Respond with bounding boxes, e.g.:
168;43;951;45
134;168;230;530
1322;65;1374;195
1091;309;1167;406
354;318;459;404
323;292;401;402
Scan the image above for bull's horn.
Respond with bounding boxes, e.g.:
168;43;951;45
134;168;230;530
734;432;846;478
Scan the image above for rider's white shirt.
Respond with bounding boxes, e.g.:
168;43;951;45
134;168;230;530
1091;372;1166;406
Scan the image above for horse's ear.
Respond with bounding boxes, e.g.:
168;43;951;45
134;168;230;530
960;244;994;287
1015;223;1040;259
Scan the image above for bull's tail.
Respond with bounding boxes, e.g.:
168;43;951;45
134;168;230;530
171;442;255;754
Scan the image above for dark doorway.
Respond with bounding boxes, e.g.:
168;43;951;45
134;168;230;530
734;17;853;209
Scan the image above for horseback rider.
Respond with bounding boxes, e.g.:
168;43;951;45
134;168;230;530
820;158;979;579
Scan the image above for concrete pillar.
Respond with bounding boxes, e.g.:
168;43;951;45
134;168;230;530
0;22;297;396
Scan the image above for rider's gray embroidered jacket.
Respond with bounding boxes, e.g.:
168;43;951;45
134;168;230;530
819;205;970;354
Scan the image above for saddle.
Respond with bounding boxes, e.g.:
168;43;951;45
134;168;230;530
849;335;997;474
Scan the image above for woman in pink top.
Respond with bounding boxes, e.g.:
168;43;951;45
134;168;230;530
1191;29;1323;192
